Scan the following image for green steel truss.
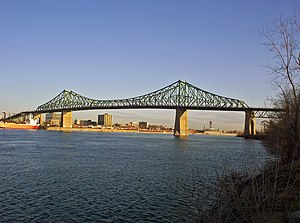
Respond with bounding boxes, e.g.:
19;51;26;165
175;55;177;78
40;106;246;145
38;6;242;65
253;109;283;119
36;80;249;113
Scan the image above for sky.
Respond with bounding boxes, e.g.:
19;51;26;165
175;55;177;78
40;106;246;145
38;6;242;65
1;0;299;130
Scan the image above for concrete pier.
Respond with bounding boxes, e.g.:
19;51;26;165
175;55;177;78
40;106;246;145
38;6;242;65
174;108;188;136
61;111;73;128
244;110;256;138
34;114;43;125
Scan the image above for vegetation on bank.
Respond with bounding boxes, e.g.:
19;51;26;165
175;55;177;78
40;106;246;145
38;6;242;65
197;12;300;222
197;160;300;222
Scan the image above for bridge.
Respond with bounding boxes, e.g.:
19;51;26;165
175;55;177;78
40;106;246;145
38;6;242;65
1;80;283;137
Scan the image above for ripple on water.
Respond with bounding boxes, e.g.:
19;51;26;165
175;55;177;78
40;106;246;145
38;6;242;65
0;130;270;222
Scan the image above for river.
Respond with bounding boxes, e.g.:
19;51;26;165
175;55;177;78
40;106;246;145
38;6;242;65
0;129;269;222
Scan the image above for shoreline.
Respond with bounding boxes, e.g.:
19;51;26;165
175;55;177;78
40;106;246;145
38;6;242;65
0;123;238;137
44;127;237;136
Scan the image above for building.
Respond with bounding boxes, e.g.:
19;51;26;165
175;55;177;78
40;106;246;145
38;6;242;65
98;113;112;127
50;119;60;126
1;112;7;119
209;120;213;129
45;113;61;126
45;113;52;123
130;122;138;127
139;121;149;129
74;119;80;125
80;120;97;126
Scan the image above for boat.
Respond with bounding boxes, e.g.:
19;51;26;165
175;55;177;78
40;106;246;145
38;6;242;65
0;118;40;130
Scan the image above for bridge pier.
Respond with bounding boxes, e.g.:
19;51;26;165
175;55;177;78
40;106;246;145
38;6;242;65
174;108;188;136
244;110;256;138
61;111;73;128
34;114;43;125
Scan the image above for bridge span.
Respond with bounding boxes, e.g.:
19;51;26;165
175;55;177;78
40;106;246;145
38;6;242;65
1;80;283;137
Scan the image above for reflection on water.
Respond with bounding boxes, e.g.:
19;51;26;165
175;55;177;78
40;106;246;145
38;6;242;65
0;130;269;222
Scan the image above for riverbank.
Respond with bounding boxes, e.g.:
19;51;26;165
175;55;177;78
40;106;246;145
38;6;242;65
45;126;173;134
45;127;237;136
197;159;300;222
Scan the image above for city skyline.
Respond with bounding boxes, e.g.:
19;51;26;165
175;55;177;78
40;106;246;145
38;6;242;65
1;1;299;130
42;110;241;132
71;109;245;131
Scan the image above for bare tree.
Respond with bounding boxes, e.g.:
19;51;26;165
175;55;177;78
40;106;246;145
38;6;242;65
262;14;300;161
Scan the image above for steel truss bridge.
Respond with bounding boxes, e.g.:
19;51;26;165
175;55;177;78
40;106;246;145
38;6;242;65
1;80;283;137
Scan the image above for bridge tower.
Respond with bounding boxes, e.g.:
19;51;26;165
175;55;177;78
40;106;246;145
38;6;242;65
244;110;256;138
174;108;188;136
61;111;73;128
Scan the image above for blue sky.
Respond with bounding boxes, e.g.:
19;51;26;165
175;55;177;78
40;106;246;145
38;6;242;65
1;0;299;130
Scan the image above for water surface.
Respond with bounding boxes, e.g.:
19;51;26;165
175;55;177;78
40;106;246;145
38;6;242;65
0;130;269;222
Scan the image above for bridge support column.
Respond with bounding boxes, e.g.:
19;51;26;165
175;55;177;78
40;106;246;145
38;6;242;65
61;111;73;128
39;114;44;126
244;110;256;138
34;114;43;125
174;108;188;136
